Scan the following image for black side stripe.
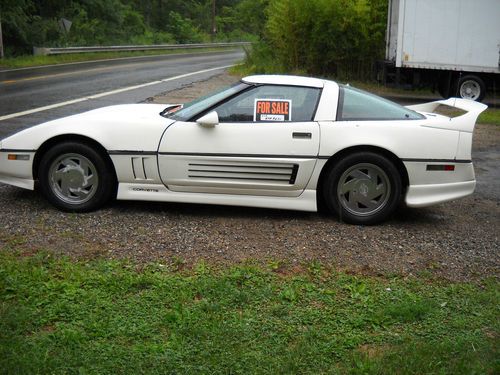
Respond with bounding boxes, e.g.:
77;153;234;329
158;152;318;159
401;158;472;163
0;149;36;153
107;151;472;164
108;150;157;155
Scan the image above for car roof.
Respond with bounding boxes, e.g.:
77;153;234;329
242;75;325;88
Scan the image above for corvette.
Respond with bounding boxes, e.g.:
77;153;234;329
0;75;487;224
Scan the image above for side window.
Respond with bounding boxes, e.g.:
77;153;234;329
337;86;424;121
212;85;321;123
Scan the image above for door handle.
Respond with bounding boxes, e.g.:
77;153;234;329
292;132;312;139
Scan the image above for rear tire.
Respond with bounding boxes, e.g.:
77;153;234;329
322;152;402;225
38;142;115;212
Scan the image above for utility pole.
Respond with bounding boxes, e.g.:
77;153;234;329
211;0;216;41
0;14;4;59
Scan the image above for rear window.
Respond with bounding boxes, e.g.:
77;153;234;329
337;86;424;121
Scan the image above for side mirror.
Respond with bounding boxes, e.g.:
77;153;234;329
196;111;219;127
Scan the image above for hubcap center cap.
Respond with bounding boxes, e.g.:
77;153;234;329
65;166;85;188
358;182;369;197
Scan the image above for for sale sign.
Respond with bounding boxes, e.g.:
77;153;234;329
254;99;292;122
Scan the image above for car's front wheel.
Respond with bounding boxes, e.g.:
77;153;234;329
38;142;115;212
323;152;402;225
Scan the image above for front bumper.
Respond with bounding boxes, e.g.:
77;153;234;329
0;151;36;190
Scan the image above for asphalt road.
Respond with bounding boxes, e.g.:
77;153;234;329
0;50;245;139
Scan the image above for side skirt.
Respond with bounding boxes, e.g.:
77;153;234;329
116;183;318;212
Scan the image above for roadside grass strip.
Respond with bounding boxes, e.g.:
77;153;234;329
0;250;498;374
0;48;236;71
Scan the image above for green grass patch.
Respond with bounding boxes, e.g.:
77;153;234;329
478;108;500;125
0;250;498;374
0;48;238;70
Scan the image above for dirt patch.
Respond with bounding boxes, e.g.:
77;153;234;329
474;123;500;150
148;73;241;105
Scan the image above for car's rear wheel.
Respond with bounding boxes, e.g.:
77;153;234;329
38;142;115;212
323;152;402;225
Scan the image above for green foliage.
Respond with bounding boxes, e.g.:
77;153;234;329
0;0;256;57
243;0;388;79
217;0;269;40
165;11;206;44
0;251;498;374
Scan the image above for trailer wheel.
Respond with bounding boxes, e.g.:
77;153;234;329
457;75;486;102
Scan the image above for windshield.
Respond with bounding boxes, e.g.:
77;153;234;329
164;82;250;121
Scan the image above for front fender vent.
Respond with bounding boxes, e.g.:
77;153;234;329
132;157;156;180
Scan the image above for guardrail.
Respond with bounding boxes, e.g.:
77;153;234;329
33;42;251;56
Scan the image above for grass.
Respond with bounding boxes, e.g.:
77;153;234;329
0;249;498;374
478;108;500;125
0;48;237;70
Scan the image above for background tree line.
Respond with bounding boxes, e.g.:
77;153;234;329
0;0;267;55
1;0;388;80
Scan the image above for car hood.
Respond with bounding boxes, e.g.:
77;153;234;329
62;103;174;126
0;104;177;152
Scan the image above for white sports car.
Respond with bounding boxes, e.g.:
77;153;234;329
0;75;487;224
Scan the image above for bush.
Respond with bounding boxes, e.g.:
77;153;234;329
244;0;388;80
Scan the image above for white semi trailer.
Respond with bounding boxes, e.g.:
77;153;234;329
381;0;500;101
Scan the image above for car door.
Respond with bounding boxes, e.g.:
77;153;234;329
157;84;321;197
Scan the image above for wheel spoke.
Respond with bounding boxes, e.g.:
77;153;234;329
350;169;369;180
79;159;92;175
357;195;379;209
340;179;357;194
84;174;96;187
70;188;90;198
344;192;361;211
60;177;71;196
366;182;385;200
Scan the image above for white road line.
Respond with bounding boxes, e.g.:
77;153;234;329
0;64;236;122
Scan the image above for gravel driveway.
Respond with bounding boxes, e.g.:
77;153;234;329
1;73;498;281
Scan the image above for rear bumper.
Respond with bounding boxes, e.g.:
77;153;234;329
405;180;475;208
404;160;476;207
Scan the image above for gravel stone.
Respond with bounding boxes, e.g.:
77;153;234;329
0;73;498;281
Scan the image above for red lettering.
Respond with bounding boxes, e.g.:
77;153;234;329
258;101;271;114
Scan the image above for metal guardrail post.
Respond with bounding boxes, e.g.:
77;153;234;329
32;42;251;56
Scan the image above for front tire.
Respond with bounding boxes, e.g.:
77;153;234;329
323;152;402;225
38;142;115;212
